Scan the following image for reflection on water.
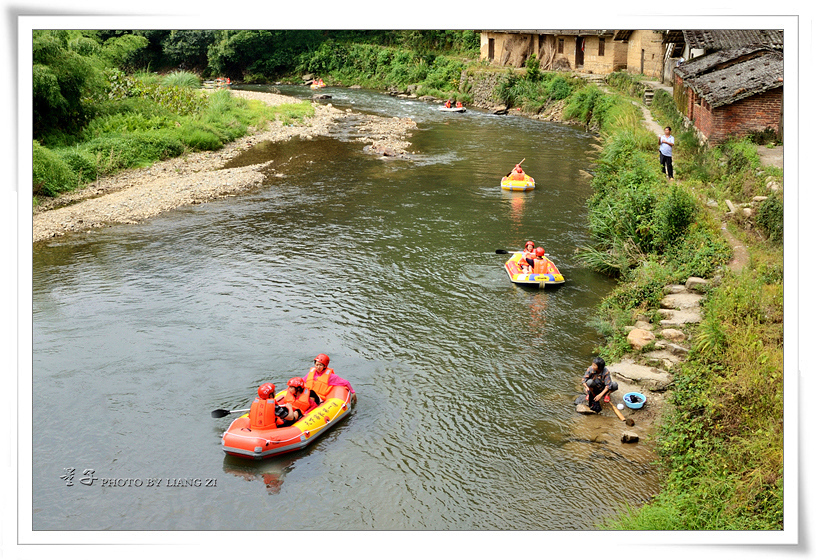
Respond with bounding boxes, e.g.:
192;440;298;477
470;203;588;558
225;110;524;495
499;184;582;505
31;86;656;531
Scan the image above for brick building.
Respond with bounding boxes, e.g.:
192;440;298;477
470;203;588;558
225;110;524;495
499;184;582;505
673;45;783;144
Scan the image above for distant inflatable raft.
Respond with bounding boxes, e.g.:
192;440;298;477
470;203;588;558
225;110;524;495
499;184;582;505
221;385;354;460
500;174;535;191
504;251;565;287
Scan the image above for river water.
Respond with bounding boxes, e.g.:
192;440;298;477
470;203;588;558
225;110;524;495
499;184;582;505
31;86;659;532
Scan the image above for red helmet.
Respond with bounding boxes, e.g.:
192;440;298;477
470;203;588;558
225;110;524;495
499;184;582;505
287;377;305;389
257;383;275;399
535;247;546;257
314;353;330;367
525;240;535;249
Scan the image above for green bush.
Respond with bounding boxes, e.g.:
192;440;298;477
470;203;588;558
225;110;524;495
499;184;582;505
756;194;783;243
654;183;698;249
563;85;602;123
546;76;572;100
33;140;78;197
53;146;98;183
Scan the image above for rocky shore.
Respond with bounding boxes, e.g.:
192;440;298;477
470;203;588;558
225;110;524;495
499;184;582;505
32;89;417;243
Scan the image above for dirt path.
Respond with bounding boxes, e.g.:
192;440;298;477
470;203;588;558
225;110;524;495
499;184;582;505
33;89;417;244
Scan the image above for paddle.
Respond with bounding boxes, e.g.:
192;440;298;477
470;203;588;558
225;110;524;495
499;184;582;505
505;157;526;177
211;408;250;418
496;249;552;257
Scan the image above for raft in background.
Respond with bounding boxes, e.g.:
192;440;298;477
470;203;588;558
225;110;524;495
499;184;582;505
504;251;565;287
220;385;354;460
439;105;466;112
500;174;535;191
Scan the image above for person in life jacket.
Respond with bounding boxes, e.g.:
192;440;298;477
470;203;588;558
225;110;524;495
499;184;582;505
305;353;356;402
581;357;618;413
249;383;288;429
532;247;550;274
510;163;526;181
455;100;463;108
444;99;453;108
520;240;537;272
274;377;319;426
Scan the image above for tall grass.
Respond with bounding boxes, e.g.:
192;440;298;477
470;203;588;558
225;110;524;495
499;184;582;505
33;81;313;199
607;268;783;530
580;81;784;532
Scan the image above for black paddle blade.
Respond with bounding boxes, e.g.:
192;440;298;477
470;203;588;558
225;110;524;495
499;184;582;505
495;249;510;254
211;409;231;418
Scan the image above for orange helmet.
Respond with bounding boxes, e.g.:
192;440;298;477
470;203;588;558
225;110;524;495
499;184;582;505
535;247;546;257
257;383;275;399
314;353;330;367
287;377;305;389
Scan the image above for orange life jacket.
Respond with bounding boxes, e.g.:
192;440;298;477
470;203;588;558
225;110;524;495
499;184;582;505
249;398;282;430
283;388;313;414
305;367;334;399
533;257;549;274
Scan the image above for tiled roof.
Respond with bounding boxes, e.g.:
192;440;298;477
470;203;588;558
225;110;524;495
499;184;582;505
683;29;783;50
674;45;774;79
679;50;783;108
483;30;615;36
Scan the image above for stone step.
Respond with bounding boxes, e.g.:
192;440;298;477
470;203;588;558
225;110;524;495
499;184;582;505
609;358;673;392
658;308;702;326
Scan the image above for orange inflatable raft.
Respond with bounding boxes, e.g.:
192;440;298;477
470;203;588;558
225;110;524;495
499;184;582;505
221;385;354;460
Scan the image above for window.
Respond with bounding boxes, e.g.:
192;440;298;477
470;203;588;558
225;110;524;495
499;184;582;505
598;38;605;56
557;38;564;54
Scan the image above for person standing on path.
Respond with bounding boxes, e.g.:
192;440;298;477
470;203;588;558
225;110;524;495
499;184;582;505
659;126;675;180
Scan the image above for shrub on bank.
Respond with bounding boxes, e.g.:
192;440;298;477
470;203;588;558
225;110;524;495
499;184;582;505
33;140;77;197
33;82;313;198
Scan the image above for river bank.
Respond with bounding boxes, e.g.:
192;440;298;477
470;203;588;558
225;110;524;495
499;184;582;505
32;89;417;243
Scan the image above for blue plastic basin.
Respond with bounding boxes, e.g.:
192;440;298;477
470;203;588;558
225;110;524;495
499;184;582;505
623;392;647;410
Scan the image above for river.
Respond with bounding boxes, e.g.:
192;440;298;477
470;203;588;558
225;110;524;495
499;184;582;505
31;86;659;531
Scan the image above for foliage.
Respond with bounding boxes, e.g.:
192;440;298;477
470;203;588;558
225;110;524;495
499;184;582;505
161;30;217;69
207;30;324;80
605;71;646;99
609;270;783;530
494;71;578;112
33;140;78;197
654;182;698;250
161;70;201;89
33;30;107;139
756;193;784;243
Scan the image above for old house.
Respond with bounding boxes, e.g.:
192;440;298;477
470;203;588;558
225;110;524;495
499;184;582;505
480;30;626;74
673;31;783;144
611;30;668;79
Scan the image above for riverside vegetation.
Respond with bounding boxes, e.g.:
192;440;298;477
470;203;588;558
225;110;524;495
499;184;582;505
32;30;784;531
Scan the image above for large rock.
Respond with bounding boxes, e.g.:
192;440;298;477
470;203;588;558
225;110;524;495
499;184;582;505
621;432;640;444
627;328;656;351
609;359;673;391
685;277;709;292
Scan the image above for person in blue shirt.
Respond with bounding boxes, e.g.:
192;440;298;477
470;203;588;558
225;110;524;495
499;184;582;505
659;126;675;180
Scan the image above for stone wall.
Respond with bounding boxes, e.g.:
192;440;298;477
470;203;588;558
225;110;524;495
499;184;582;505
460;69;505;109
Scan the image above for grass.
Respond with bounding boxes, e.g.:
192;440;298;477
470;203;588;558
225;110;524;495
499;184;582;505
33;81;313;204
581;77;784;531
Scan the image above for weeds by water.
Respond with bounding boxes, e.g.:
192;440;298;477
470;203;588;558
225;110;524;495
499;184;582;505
32;77;312;201
584;74;785;531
